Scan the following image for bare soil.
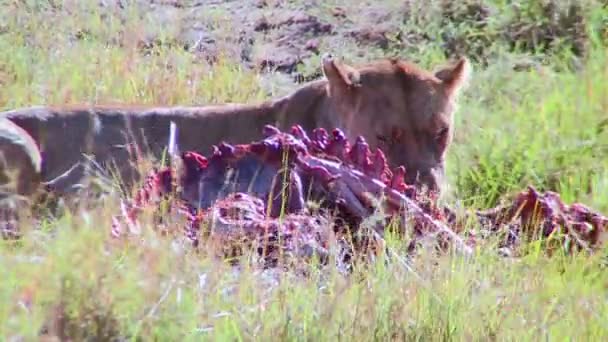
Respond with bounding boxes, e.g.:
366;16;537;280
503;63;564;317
94;0;594;92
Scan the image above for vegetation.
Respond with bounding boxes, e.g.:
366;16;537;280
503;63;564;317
1;0;607;340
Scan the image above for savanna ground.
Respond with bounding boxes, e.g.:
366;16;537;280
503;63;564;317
1;0;608;340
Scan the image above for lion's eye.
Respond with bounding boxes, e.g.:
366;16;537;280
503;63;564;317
435;128;450;150
391;127;403;142
436;127;449;141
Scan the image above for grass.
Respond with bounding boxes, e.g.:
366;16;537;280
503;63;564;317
1;0;608;340
447;47;608;211
3;218;607;340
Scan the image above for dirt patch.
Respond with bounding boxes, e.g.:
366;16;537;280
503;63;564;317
19;0;601;93
250;11;333;73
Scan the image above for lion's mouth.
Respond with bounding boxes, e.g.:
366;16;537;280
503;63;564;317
408;166;445;193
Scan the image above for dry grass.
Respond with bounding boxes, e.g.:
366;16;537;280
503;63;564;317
1;0;608;340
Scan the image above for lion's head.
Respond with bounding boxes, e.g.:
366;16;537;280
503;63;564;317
321;54;471;193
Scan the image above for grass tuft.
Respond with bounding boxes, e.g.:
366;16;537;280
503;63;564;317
1;0;607;340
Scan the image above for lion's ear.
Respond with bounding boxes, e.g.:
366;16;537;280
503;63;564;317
321;54;361;93
435;57;471;96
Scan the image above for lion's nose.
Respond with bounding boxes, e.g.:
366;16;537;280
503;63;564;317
412;167;444;193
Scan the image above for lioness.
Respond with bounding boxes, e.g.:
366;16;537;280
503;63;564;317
0;54;469;198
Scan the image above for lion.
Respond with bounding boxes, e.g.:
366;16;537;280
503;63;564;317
0;54;470;199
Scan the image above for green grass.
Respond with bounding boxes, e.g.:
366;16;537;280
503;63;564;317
1;0;608;340
2;218;607;340
447;47;608;211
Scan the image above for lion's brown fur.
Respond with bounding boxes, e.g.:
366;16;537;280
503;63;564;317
0;55;470;198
